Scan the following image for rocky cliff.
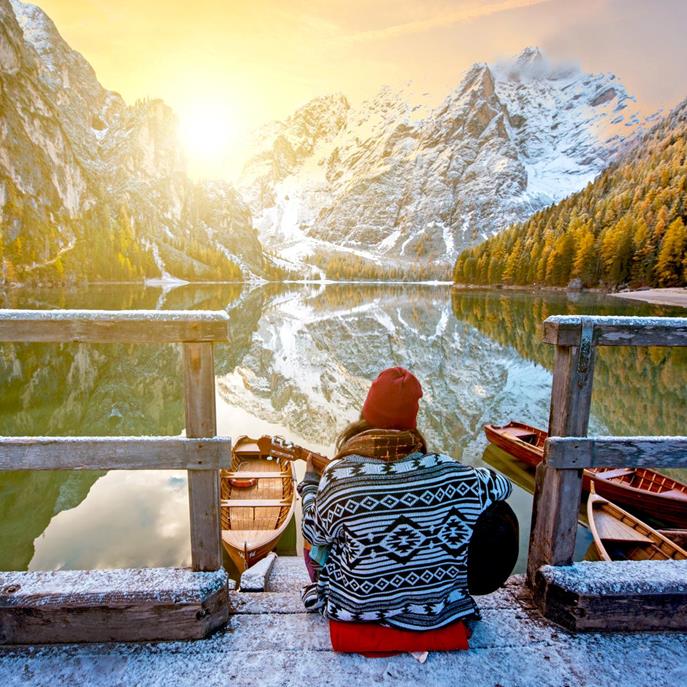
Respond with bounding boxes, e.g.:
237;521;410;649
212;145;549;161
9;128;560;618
0;0;276;283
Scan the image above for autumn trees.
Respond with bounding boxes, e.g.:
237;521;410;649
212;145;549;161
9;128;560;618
454;101;687;289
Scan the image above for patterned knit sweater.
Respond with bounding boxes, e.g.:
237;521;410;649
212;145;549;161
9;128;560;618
298;452;512;630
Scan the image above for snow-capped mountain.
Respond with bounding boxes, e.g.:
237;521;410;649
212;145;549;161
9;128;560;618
0;0;275;283
239;48;650;272
0;0;655;283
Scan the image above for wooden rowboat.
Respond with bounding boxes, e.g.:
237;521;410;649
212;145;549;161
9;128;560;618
484;421;687;526
220;435;296;572
484;422;546;467
587;488;687;562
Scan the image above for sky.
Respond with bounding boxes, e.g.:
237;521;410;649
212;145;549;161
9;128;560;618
31;0;687;180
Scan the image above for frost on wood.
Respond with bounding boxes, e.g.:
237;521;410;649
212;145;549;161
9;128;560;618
2;568;687;685
545;315;687;328
240;552;278;592
539;560;687;596
0;567;234;606
0;309;230;322
0;435;231;443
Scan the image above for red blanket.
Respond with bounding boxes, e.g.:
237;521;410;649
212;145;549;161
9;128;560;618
329;619;470;657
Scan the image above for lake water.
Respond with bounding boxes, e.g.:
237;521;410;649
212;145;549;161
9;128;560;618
1;284;685;576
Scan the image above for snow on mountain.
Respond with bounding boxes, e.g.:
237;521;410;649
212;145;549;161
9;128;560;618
0;1;653;284
239;47;649;273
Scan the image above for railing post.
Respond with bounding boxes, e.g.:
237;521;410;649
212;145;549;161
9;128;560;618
183;342;222;571
526;332;596;585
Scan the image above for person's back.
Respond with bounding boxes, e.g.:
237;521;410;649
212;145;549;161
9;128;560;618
302;449;511;629
298;367;513;632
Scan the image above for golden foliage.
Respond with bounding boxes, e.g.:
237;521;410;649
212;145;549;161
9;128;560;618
454;103;687;289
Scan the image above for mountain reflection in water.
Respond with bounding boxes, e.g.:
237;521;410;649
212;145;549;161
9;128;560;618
0;284;684;573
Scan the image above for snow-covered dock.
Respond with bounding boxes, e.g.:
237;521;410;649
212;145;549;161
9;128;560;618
1;557;685;687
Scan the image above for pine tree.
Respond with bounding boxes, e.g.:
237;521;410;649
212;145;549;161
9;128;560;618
656;218;687;286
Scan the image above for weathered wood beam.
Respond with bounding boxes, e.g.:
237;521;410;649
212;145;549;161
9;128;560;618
543;315;687;347
184;342;223;572
527;340;595;586
0;436;231;471
0;568;232;643
0;309;230;343
533;560;687;631
545;436;687;469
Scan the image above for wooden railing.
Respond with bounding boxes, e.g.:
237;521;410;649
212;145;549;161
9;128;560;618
527;315;687;584
0;309;232;572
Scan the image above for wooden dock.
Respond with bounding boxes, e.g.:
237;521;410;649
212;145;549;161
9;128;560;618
1;309;687;653
1;557;685;687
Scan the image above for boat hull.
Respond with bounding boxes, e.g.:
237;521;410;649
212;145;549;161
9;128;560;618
220;436;296;574
483;423;544;468
587;491;687;562
584;470;687;527
224;533;284;573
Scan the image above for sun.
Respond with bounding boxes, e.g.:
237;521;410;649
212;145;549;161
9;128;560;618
177;104;234;178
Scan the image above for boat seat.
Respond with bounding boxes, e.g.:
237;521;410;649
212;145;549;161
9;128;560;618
596;512;653;543
221;499;291;507
224;472;285;479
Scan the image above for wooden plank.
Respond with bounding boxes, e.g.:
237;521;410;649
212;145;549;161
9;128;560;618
221;499;291;507
527;342;595;586
239;552;278;592
546;436;687;469
533;560;687;631
0;309;229;343
543;315;687;347
0;568;231;643
0;436;232;471
184;342;222;572
658;530;687;549
224;472;286;479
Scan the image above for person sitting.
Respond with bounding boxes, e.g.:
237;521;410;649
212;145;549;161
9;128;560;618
297;366;514;655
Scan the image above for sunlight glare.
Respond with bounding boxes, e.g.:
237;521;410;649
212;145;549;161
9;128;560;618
177;104;234;178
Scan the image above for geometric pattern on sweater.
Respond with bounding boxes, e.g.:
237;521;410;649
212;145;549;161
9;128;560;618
299;451;512;631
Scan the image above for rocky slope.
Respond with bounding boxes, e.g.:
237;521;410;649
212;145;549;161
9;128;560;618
0;0;276;283
454;98;687;288
239;48;650;275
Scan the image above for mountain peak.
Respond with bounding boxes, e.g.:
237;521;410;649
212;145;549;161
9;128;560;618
494;46;552;82
455;62;495;100
515;46;544;68
10;0;59;59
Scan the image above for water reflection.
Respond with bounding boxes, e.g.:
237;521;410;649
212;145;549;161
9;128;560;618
30;471;191;570
0;283;683;573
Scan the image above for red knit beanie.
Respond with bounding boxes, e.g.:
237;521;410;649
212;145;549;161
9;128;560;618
362;367;423;430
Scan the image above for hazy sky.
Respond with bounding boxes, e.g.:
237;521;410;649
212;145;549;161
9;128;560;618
32;0;687;178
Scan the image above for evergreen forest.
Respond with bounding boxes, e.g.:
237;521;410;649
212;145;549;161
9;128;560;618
453;101;687;289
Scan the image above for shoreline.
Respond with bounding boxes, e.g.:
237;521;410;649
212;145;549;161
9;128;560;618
610;287;687;308
453;282;687;308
